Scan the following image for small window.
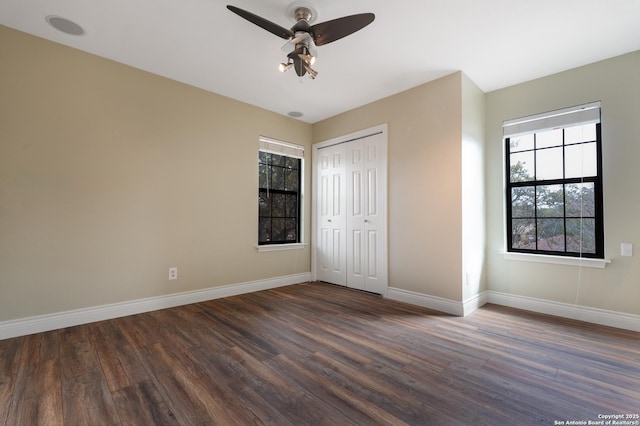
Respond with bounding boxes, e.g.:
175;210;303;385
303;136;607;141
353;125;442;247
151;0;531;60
258;137;304;245
504;102;604;258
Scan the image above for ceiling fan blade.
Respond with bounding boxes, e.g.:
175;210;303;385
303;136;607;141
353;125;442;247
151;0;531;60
310;13;375;46
226;5;293;39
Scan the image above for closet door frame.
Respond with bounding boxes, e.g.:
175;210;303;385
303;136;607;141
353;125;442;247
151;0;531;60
312;123;388;295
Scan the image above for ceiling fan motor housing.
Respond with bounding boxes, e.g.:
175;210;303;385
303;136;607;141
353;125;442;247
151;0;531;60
293;7;313;23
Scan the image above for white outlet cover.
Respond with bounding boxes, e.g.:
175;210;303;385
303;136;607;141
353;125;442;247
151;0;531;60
621;243;633;257
168;267;178;280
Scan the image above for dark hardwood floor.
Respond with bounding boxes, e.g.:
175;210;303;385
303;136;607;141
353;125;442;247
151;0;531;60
1;282;638;425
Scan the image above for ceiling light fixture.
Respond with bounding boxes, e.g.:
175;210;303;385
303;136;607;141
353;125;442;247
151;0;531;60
303;64;317;79
283;43;318;79
279;61;294;72
45;15;85;36
298;53;315;66
227;4;374;80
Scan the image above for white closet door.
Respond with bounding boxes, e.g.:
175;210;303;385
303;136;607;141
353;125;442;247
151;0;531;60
346;140;366;290
346;133;387;294
314;125;388;295
316;143;347;286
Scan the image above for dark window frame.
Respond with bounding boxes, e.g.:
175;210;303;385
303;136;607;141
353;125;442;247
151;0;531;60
505;123;604;259
258;151;302;245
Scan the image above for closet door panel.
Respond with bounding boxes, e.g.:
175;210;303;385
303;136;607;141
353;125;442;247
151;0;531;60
362;133;387;294
316;144;347;286
346;141;366;290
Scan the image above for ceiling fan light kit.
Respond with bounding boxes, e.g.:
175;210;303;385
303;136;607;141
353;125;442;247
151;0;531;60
227;4;374;79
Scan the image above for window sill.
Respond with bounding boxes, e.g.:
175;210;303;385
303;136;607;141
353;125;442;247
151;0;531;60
501;251;611;269
257;243;307;252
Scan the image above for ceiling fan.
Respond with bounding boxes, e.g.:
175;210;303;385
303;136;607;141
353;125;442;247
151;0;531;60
226;4;375;79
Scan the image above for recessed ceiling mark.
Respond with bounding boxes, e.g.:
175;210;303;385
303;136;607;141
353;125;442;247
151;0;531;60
46;16;85;36
287;111;304;118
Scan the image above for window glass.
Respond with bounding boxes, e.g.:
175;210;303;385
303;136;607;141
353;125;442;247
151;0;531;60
565;142;597;178
510;151;535;182
512;219;535;249
509;134;534;152
565;123;596;144
536;184;564;218
566;218;596;254
259;216;271;243
272;193;286;217
258;149;302;245
566;183;595;217
536;128;563;149
271;165;285;191
535;147;563;180
511;187;535;218
504;105;603;258
537;218;565;251
285;168;299;191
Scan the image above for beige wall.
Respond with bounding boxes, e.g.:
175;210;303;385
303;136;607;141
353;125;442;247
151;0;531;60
0;26;312;322
485;51;640;315
2;22;637;325
313;73;466;301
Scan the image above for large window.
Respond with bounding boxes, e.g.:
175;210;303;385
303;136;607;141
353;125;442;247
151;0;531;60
504;102;604;258
258;137;303;245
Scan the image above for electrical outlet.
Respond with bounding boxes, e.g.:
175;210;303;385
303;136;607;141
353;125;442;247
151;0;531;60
621;243;633;257
168;267;178;280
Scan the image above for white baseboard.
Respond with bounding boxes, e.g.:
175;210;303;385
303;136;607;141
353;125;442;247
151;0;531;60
386;287;464;316
387;287;639;332
386;287;488;317
485;291;640;332
4;276;636;340
0;273;311;340
462;292;488;316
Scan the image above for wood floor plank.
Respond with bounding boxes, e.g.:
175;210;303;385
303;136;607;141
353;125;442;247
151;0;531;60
135;343;213;425
264;353;382;425
111;380;179;426
88;320;151;393
136;341;257;425
59;325;120;426
0;374;16;426
5;358;63;426
225;345;345;425
190;347;295;426
0;336;23;425
309;350;445;424
16;331;60;367
1;282;638;425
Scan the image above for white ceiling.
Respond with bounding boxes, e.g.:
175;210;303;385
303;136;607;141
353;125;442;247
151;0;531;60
2;0;639;123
